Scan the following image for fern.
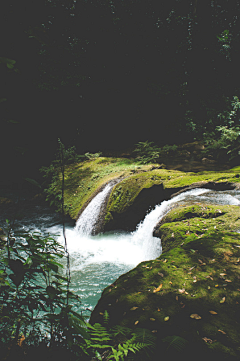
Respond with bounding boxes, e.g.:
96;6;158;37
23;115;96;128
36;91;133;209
108;338;147;361
87;323;111;350
162;335;188;353
86;314;156;360
133;141;160;164
111;325;132;338
132;327;156;347
103;310;110;325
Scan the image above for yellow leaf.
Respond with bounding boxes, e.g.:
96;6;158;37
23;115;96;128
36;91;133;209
134;321;139;325
209;310;218;315
157;308;161;312
225;279;232;283
153;284;163;293
130;307;138;311
202;337;213;344
190;314;202;320
17;334;25;347
218;329;226;335
220;297;226;303
164;316;170;321
150;318;155;321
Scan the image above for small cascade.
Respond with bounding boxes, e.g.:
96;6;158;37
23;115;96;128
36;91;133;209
38;187;240;312
131;187;211;260
75;182;114;236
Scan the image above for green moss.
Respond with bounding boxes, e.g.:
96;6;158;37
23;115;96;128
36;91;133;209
48;154;240;223
164;169;240;188
159;204;240;253
105;171;163;216
91;204;240;359
104;165;240;227
56;157;154;219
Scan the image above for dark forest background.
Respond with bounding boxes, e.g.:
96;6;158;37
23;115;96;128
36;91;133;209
1;0;240;187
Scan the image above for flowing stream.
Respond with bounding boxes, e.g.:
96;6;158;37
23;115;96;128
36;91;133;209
1;186;240;314
47;186;240;313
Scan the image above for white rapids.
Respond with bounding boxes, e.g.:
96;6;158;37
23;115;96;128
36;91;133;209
54;187;213;269
44;186;240;311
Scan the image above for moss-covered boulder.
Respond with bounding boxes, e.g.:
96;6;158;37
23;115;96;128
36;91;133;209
53;157;156;220
102;165;240;232
90;203;240;359
48;155;240;233
103;171;165;231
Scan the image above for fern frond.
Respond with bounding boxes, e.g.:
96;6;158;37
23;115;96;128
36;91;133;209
162;335;188;352
131;327;156;347
103;310;110;325
87;322;111;350
111;325;132;338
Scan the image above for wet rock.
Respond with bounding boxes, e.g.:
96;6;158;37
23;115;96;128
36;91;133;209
104;183;165;232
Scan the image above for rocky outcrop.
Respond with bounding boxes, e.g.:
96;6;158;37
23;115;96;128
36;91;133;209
103;183;165;232
90;203;240;359
103;179;238;234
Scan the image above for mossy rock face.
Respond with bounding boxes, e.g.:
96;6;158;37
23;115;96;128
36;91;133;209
52;157;240;230
58;157;156;219
90;203;240;359
104;171;165;231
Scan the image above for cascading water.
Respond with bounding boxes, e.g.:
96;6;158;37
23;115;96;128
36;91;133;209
131;187;212;260
75;182;114;236
33;186;240;312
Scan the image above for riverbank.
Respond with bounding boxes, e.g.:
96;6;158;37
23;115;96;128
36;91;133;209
90;201;240;359
1;148;240;360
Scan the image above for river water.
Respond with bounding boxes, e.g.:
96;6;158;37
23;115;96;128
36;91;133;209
1;187;240;315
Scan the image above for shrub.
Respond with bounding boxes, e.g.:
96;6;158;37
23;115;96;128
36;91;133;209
133;141;160;164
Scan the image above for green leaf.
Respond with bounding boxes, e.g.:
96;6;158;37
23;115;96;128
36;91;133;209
25;178;41;188
28;299;38;312
54;274;68;281
46;285;57;299
7;119;19;124
9;273;24;287
47;263;58;273
162;335;188;352
0;57;16;68
69;315;89;339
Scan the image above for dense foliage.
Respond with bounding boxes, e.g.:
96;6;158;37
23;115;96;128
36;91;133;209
1;0;240;186
0;223;159;360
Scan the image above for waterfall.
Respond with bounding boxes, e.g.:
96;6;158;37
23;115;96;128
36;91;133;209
75;182;114;236
45;186;240;312
72;186;212;265
131;187;211;260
